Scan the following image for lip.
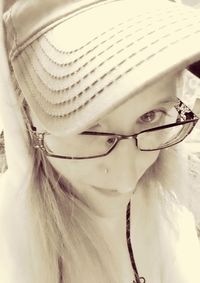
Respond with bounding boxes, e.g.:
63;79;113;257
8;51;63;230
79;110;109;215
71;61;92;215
91;185;132;196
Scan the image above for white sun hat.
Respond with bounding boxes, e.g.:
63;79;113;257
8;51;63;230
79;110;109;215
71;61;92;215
3;0;200;135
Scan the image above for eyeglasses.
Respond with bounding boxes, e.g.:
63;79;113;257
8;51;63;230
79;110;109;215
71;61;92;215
29;99;199;160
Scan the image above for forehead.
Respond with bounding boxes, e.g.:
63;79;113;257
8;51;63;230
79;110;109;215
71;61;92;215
97;72;178;123
29;72;179;133
131;72;177;105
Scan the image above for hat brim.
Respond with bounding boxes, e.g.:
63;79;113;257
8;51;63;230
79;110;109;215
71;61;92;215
11;0;200;135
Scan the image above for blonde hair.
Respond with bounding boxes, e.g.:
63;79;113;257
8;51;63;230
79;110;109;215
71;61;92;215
0;131;7;173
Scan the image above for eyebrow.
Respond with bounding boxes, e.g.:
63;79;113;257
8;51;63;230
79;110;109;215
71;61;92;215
150;97;178;108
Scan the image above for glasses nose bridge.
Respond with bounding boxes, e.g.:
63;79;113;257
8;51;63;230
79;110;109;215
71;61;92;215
117;133;138;147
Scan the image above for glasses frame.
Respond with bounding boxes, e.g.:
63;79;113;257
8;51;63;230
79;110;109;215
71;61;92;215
29;98;199;160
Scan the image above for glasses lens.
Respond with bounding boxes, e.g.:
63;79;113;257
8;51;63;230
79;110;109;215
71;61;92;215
138;122;194;150
43;134;117;158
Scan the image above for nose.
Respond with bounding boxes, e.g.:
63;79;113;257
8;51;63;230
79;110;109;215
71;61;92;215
105;138;141;189
118;134;138;147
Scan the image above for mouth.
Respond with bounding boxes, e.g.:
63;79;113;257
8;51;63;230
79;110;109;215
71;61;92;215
91;185;133;195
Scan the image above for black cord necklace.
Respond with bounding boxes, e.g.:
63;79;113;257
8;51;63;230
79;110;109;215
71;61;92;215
126;201;146;283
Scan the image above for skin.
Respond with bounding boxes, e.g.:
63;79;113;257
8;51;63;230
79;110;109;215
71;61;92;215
31;72;178;219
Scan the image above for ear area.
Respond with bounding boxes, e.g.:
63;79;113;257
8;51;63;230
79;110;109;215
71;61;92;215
193;98;200;116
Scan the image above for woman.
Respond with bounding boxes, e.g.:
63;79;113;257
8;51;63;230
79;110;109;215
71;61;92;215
0;0;200;282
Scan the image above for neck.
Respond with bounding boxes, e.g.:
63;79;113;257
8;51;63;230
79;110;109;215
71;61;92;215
91;200;135;283
92;200;129;240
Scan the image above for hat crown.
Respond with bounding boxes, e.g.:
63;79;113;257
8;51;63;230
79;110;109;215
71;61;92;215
3;0;105;59
4;0;174;59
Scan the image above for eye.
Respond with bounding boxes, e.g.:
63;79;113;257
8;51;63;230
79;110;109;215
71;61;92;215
137;109;167;125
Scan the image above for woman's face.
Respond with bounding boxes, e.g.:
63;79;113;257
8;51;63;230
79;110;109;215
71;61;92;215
32;73;178;217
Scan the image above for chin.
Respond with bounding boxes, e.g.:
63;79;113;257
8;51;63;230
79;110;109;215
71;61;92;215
80;189;133;218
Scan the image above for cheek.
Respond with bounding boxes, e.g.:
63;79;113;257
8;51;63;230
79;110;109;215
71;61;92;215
47;157;99;187
47;150;160;192
137;150;160;176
